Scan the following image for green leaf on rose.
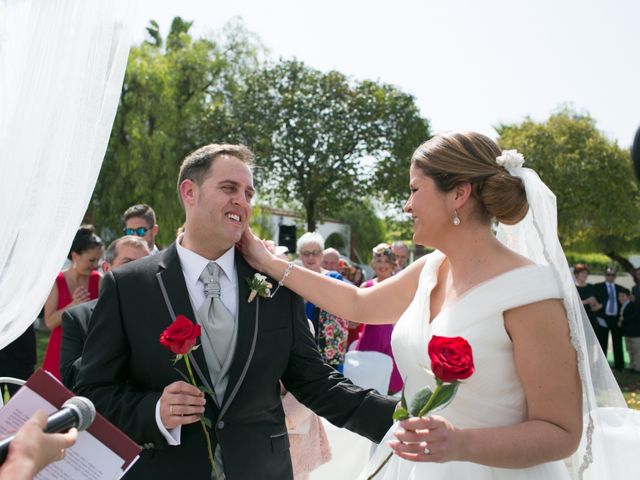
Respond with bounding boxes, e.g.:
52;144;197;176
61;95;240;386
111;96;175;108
201;415;212;429
400;379;408;411
409;386;433;416
427;382;459;413
173;368;192;384
392;406;410;421
199;385;215;397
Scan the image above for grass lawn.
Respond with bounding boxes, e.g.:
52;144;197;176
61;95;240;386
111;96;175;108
34;328;640;409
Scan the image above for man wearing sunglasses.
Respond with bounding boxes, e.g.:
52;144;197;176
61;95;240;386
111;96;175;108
122;203;160;255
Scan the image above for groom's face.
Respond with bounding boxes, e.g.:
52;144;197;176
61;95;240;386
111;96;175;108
192;155;255;248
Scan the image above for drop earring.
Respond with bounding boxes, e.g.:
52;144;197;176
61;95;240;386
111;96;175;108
452;209;461;226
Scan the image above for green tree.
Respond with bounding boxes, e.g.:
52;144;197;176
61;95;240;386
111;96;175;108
90;18;262;245
233;59;429;231
497;108;640;273
332;199;387;264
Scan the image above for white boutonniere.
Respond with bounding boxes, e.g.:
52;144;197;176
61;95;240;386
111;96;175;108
496;149;525;169
246;273;272;303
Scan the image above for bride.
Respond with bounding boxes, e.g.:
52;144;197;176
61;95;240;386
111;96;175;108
239;131;639;479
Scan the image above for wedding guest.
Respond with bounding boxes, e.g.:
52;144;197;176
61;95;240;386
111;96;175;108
280;322;331;479
0;325;36;397
632;267;640;305
282;388;331;479
122;204;160;254
355;243;403;394
391;241;410;273
352;266;366;287
619;288;640;372
60;235;150;389
321;248;341;272
42;225;102;380
0;410;77;480
594;267;625;369
573;263;603;337
298;233;350;370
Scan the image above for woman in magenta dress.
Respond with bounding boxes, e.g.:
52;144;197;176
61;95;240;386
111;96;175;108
42;225;103;380
355;243;403;394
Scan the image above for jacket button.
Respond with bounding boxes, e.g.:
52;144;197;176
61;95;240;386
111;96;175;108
217;421;224;430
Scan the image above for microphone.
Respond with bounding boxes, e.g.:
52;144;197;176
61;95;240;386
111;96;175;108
0;396;96;464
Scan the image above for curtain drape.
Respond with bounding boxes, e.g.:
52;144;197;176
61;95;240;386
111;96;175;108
0;0;135;349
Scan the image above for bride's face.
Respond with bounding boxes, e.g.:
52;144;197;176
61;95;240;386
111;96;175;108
404;165;450;246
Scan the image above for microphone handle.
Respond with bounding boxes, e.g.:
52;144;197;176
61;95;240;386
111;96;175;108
0;407;79;465
43;408;79;434
0;435;11;464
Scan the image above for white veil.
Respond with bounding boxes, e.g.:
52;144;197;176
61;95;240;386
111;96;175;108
496;165;640;479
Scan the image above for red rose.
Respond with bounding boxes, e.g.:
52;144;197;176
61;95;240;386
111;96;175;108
428;335;474;383
159;315;201;355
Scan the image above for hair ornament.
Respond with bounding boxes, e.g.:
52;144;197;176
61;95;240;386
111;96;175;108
496;150;525;169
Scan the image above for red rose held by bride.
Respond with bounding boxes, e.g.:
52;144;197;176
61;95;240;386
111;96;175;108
159;315;201;355
428;335;474;383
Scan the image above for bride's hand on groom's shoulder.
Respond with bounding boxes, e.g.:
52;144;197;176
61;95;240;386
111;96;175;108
389;415;461;464
237;228;274;272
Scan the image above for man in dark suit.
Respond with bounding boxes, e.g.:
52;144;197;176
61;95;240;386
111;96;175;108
60;235;150;389
619;288;640;372
594;267;625;369
76;144;397;480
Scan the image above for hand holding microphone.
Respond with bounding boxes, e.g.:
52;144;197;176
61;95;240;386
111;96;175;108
0;396;95;478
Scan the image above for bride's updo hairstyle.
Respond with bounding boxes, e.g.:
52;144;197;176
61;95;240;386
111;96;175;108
411;132;528;225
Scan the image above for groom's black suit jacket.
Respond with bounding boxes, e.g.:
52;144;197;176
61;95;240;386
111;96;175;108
76;244;396;480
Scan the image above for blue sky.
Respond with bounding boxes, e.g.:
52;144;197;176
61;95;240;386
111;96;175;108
135;0;639;147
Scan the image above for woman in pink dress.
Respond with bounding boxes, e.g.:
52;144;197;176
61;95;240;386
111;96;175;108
355;243;403;394
42;225;103;380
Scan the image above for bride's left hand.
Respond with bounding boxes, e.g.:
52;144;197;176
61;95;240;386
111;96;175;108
389;415;462;463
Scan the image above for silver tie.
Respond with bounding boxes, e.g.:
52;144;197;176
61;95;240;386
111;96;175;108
198;262;235;367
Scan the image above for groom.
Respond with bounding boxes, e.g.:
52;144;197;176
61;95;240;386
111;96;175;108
76;144;397;479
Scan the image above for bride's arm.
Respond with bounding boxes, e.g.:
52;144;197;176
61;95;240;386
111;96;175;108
391;298;582;467
238;230;424;325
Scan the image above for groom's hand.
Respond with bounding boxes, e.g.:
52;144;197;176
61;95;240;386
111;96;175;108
159;381;206;429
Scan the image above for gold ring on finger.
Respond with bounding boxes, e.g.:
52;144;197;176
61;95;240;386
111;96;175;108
170;405;174;416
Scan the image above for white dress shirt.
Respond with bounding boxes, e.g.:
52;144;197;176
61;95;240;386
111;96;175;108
156;235;237;445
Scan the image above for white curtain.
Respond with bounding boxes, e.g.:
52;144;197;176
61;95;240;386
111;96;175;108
0;0;135;349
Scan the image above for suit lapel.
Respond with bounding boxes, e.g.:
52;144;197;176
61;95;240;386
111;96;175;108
156;244;216;401
220;251;260;414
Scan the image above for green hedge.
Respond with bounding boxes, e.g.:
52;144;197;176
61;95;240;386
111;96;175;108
565;252;615;274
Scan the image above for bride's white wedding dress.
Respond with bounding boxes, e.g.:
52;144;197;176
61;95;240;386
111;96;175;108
360;250;571;479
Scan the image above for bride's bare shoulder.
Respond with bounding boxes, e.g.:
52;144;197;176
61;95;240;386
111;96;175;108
498;246;535;270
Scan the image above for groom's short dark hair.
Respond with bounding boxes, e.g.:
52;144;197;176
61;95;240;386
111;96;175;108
177;144;255;206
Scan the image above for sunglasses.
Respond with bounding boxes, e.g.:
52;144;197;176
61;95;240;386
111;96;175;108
123;227;151;237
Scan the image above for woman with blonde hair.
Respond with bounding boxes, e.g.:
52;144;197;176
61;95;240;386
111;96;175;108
240;131;640;479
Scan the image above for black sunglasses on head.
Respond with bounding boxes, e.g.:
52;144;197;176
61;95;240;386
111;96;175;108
123;227;151;237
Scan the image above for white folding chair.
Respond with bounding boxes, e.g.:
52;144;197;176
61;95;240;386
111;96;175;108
343;350;393;394
0;377;26;408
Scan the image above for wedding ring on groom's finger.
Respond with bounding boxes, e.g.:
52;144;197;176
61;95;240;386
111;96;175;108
423;444;431;455
169;405;174;416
